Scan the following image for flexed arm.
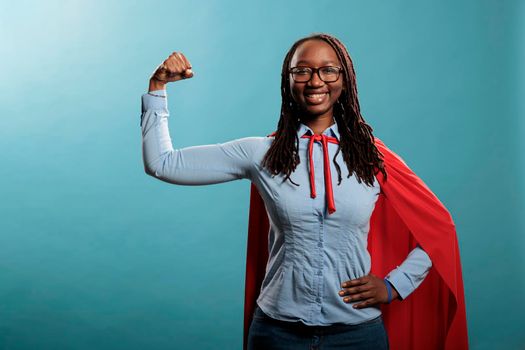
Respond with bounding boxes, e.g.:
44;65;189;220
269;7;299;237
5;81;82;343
141;52;260;185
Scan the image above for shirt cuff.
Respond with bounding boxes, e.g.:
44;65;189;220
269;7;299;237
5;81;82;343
149;89;166;96
141;90;168;112
384;269;413;301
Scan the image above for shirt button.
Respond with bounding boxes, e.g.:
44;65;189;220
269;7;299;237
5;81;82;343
317;242;323;247
315;297;321;303
317;270;322;275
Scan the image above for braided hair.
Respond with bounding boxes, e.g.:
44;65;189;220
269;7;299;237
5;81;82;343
261;32;387;187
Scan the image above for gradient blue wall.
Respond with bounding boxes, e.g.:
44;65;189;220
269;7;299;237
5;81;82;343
1;1;523;349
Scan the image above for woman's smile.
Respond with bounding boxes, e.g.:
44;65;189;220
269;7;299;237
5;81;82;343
304;91;329;104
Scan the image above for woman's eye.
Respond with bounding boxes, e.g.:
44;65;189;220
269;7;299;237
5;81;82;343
296;69;310;75
323;67;338;74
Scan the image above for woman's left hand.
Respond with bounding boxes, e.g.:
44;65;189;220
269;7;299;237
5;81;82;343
338;274;399;309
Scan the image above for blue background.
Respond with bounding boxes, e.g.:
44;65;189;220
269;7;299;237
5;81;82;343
1;0;524;349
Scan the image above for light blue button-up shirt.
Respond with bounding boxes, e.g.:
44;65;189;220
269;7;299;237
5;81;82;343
140;90;432;325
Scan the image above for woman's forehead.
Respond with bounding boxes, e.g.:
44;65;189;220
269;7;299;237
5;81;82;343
290;39;340;66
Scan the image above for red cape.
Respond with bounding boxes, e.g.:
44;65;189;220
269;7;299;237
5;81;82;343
243;136;468;349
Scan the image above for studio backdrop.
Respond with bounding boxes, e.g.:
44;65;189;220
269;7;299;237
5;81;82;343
0;1;523;349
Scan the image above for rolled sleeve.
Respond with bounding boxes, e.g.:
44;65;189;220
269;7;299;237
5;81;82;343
141;90;168;123
385;268;414;300
384;244;433;300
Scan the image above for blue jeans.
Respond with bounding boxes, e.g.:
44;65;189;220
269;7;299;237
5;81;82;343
247;305;389;350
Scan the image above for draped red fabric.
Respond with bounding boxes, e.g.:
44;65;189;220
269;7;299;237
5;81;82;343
242;136;468;350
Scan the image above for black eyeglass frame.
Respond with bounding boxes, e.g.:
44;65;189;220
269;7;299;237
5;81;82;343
288;66;343;83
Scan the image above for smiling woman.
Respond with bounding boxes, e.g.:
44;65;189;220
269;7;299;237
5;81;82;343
288;40;345;123
140;32;468;350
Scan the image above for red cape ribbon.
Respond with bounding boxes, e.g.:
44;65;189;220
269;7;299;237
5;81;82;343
301;133;340;215
242;136;468;350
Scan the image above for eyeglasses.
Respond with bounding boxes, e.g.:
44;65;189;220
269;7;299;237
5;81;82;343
289;66;343;83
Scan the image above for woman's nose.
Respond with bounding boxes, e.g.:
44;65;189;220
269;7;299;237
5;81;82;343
307;72;324;87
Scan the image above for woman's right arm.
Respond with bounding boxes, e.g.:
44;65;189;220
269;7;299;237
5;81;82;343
141;51;260;185
141;90;259;185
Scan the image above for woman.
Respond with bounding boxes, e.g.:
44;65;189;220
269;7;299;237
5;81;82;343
141;33;468;349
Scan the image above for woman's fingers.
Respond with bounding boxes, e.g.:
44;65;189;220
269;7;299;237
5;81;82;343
339;283;373;297
151;51;194;83
339;273;390;308
165;53;182;78
181;53;192;69
177;52;193;78
353;297;378;309
170;52;192;78
339;275;373;297
342;289;380;309
342;289;375;303
341;275;371;288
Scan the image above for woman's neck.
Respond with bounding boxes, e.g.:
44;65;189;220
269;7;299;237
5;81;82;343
301;115;335;135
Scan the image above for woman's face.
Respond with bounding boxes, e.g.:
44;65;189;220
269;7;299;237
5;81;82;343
289;39;344;121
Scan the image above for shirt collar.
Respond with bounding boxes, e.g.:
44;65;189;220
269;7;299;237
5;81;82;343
297;120;340;141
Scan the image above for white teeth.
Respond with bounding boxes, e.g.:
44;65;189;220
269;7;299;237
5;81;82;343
305;92;327;102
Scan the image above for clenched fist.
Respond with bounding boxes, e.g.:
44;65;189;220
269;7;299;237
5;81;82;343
149;51;194;91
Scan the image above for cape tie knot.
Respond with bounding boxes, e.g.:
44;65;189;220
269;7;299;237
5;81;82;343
300;133;339;215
